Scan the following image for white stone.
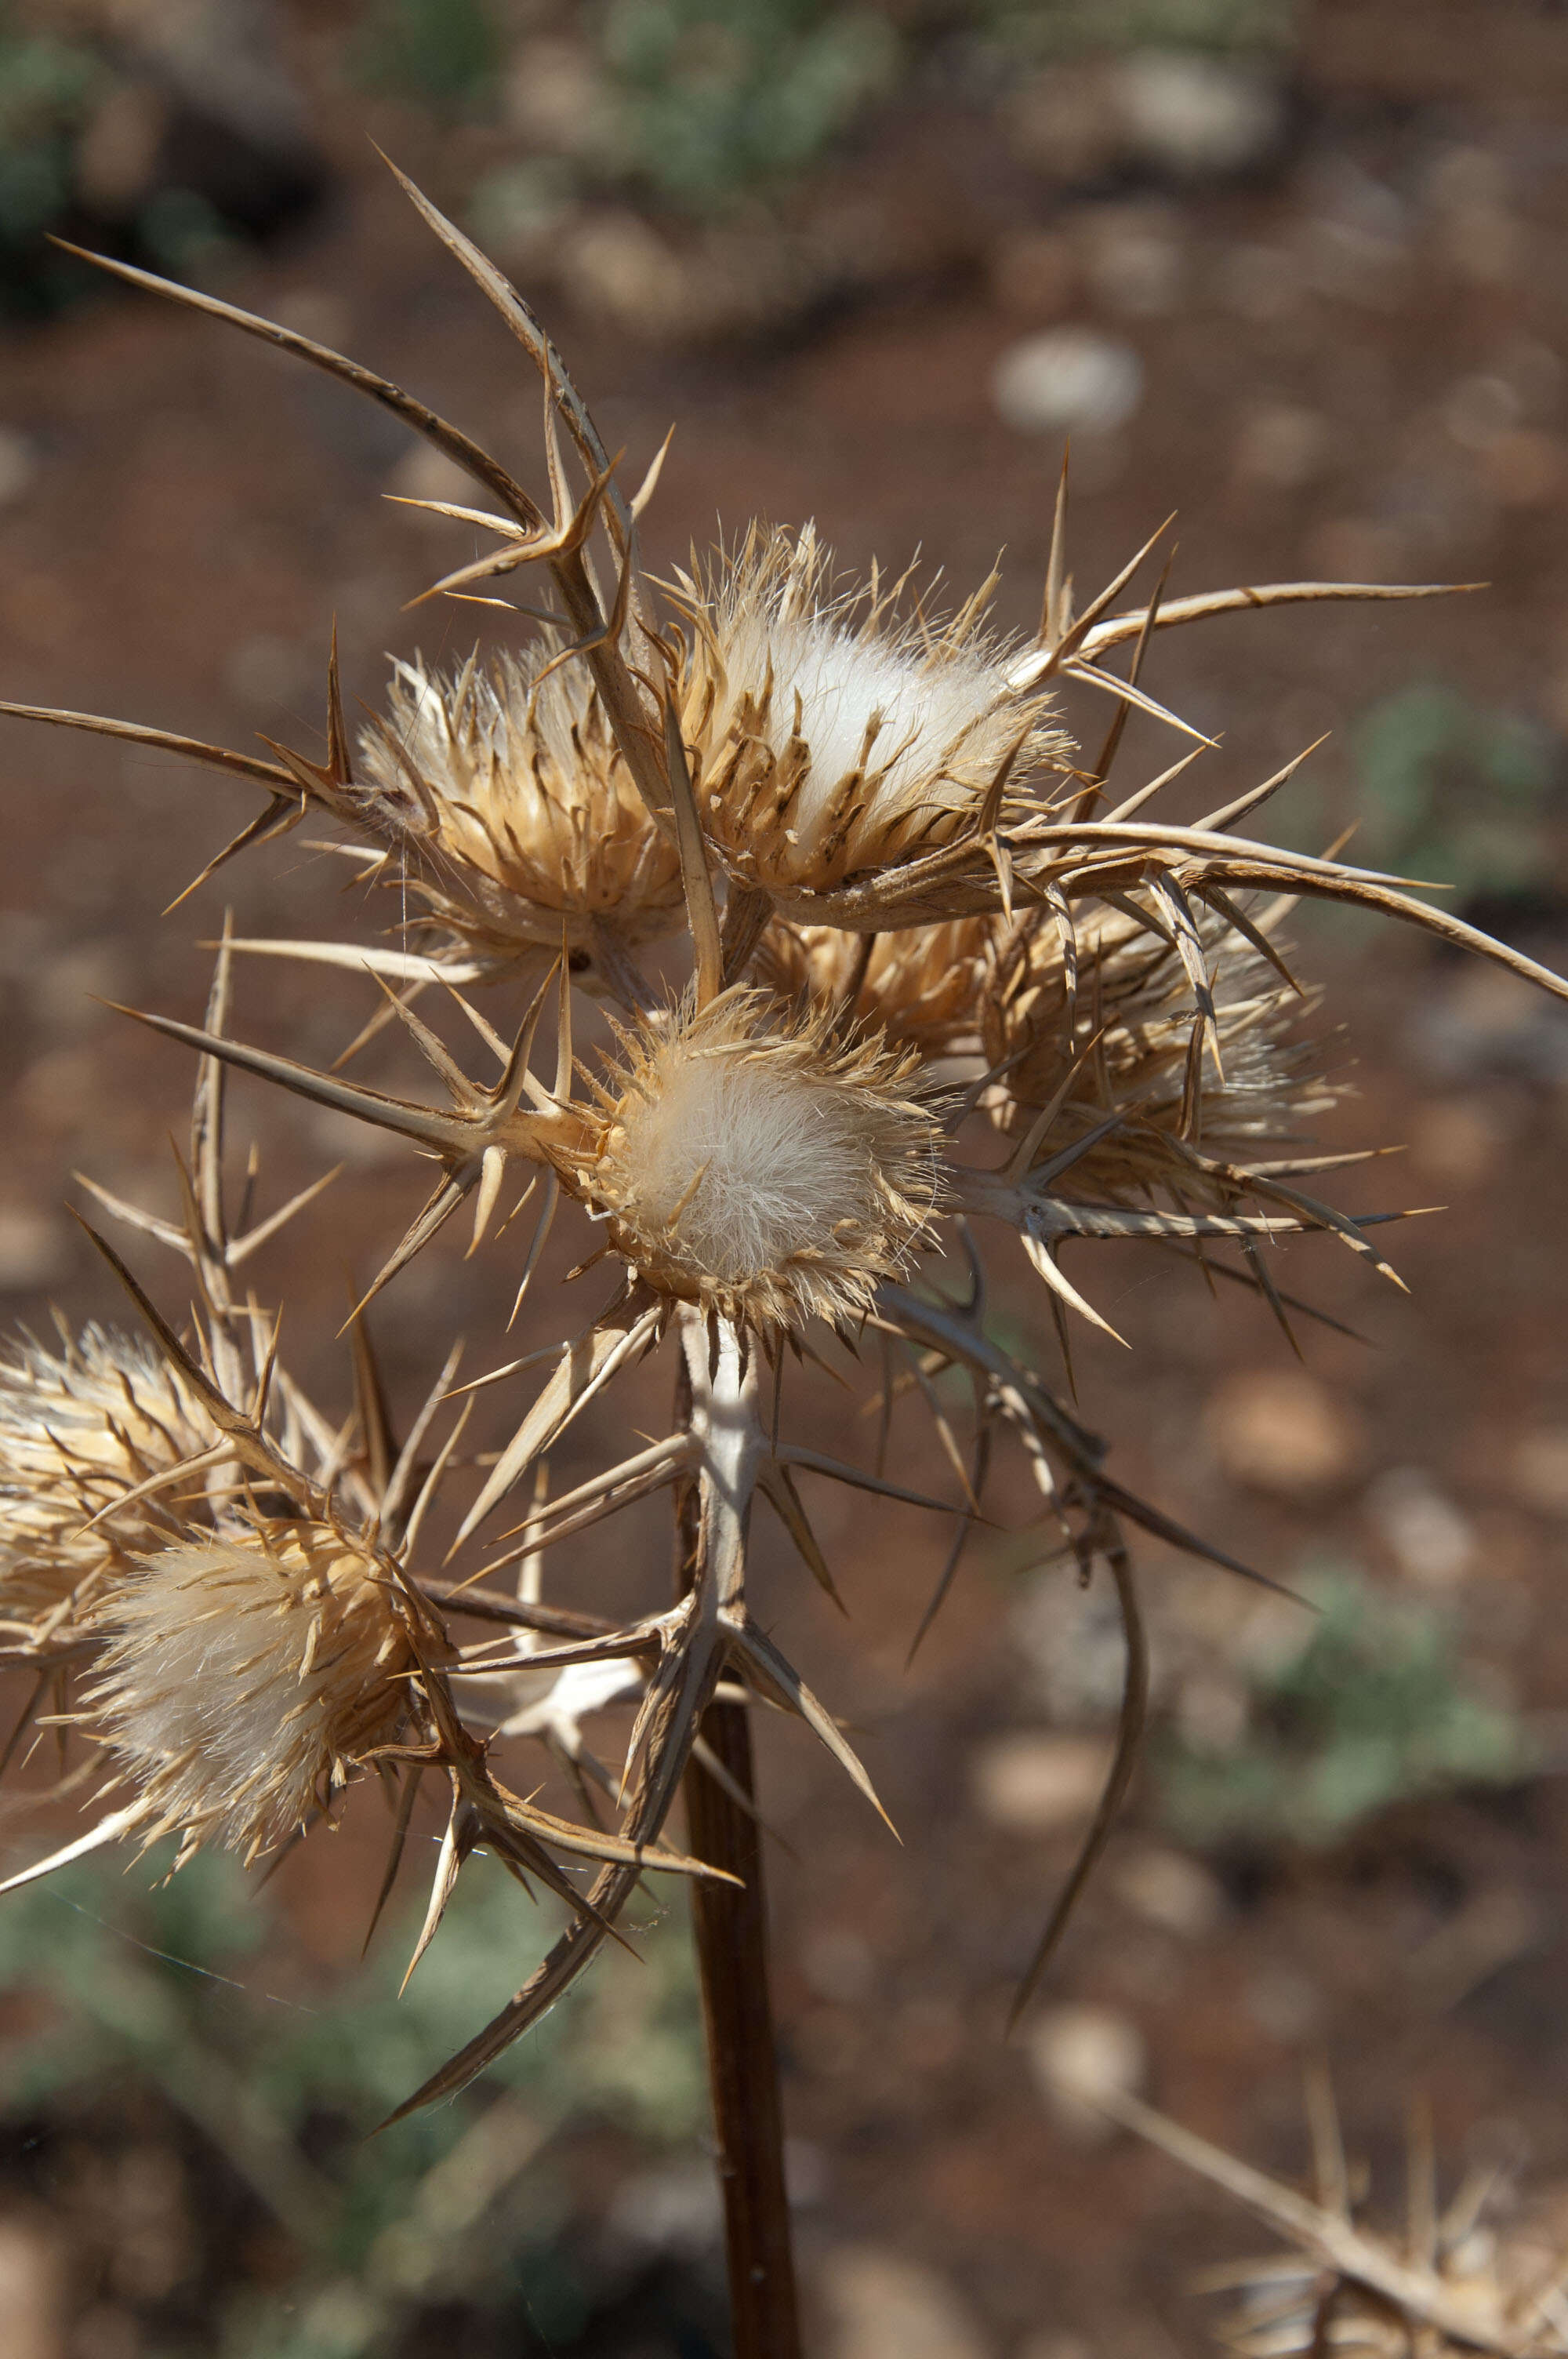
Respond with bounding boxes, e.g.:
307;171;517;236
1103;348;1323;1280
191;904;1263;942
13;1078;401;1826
1026;2003;1146;2143
968;1731;1108;1834
993;329;1143;438
818;2245;993;2359
1113;1846;1225;1939
1114;52;1284;180
1363;1467;1475;1587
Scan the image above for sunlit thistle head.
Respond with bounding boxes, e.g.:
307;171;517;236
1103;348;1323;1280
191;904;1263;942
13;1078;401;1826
981;902;1334;1197
673;525;1073;903
85;1518;417;1867
357;645;686;971
0;1327;220;1649
578;987;945;1333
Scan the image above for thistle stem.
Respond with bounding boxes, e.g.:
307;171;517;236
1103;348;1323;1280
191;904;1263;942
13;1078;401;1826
675;1317;801;2359
683;1696;801;2358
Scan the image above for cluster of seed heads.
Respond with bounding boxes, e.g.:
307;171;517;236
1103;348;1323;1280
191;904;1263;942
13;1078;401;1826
0;160;1563;2121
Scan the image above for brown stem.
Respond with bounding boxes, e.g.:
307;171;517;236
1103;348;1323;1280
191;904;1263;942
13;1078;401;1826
674;1343;802;2359
683;1699;801;2358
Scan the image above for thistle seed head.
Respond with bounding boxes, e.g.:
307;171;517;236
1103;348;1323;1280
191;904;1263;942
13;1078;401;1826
0;1327;220;1648
85;1518;416;1867
578;987;945;1332
755;918;997;1056
357;646;686;969
981;903;1334;1193
673;525;1073;902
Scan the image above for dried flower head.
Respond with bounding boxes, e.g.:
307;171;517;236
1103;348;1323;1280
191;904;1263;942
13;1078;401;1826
980;900;1332;1202
355;646;686;973
0;1326;220;1654
85;1518;416;1866
755;916;996;1057
575;987;944;1332
673;524;1073;905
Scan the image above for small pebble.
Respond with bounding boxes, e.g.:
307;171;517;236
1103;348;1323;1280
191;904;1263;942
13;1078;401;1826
1113;50;1286;180
1205;1369;1363;1499
969;1732;1108;1835
0;1209;71;1292
1232;404;1330;490
818;2245;992;2359
992;328;1143;438
1027;2003;1146;2143
1363;1467;1475;1587
1113;1846;1225;1940
1512;1430;1568;1519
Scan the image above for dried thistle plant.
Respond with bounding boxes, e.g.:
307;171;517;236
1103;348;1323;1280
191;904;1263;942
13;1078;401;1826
0;158;1564;2350
1096;2074;1568;2359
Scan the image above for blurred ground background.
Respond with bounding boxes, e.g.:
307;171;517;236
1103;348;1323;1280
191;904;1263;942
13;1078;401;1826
2;1;1568;2353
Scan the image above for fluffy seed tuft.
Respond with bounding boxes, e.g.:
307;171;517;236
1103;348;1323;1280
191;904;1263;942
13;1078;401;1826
579;989;945;1332
673;525;1073;901
85;1519;416;1866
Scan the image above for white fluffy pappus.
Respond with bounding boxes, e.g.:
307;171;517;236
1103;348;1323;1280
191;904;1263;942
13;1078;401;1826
582;990;946;1332
673;525;1073;897
85;1523;417;1866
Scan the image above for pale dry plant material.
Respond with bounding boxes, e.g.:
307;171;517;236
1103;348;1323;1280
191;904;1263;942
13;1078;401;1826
1099;2075;1568;2359
0;160;1563;2159
578;986;943;1332
671;522;1074;902
356;645;685;974
0;1327;219;1658
86;1520;416;1869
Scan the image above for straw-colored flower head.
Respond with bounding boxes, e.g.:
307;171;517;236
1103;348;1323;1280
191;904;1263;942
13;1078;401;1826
753;917;998;1057
0;1327;220;1649
85;1518;416;1867
673;525;1073;903
576;987;945;1332
356;645;685;969
981;902;1334;1197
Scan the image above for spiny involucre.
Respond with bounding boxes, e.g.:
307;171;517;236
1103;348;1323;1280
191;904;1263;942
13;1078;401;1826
0;162;1563;2117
